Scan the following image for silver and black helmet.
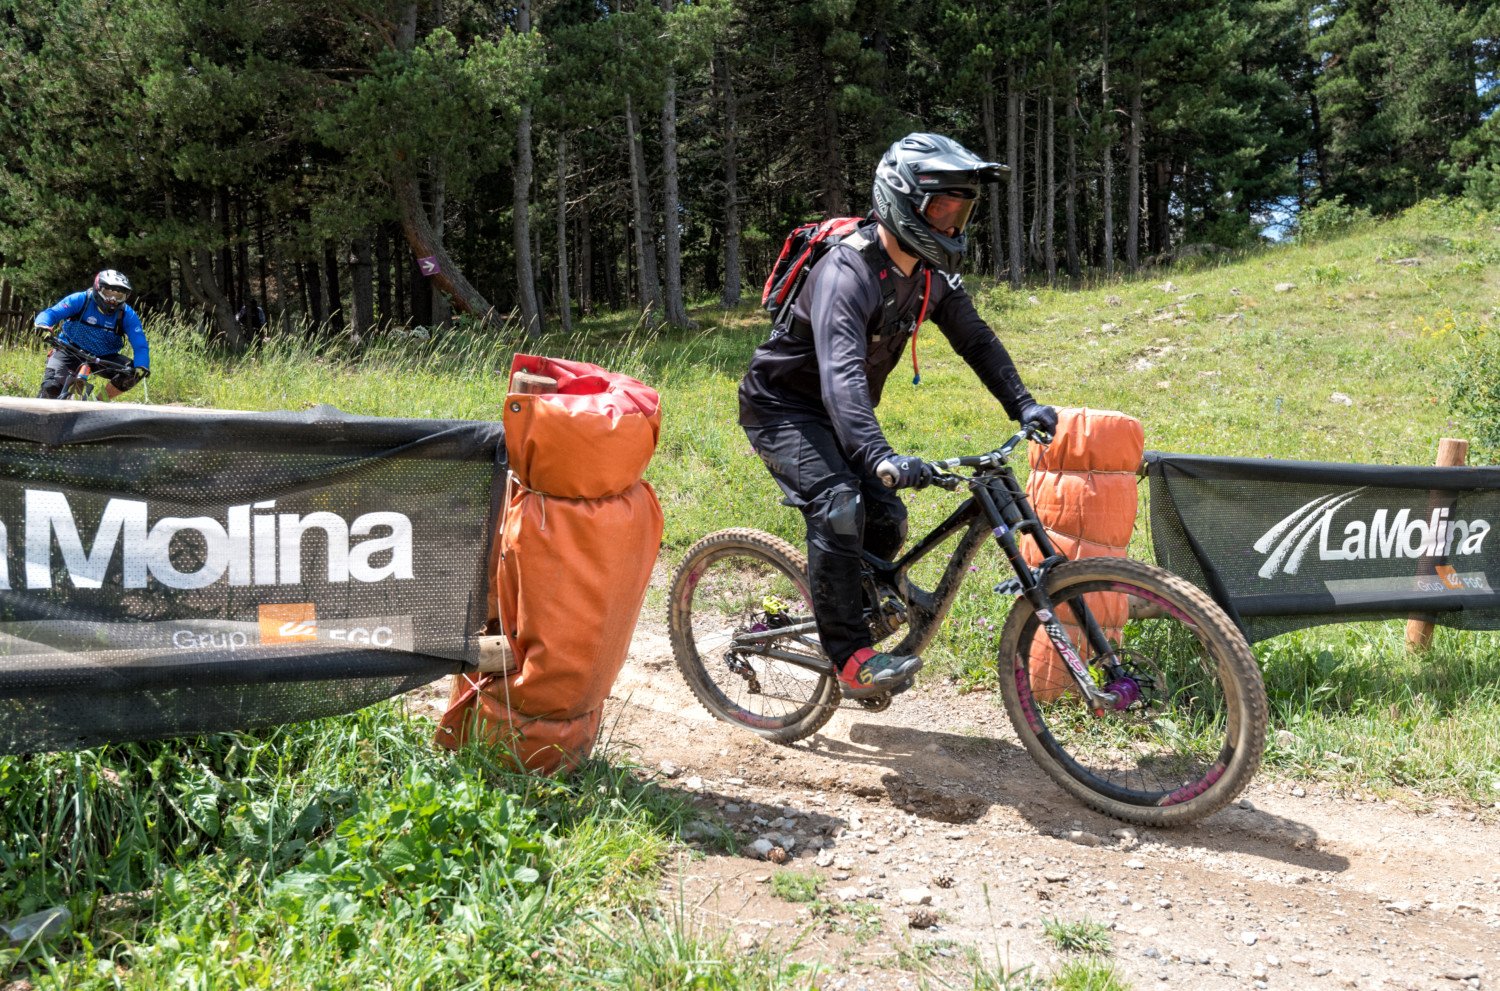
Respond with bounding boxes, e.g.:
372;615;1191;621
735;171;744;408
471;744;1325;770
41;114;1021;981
872;133;1008;272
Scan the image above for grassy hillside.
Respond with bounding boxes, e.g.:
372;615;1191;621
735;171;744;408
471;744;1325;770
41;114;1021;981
2;199;1498;988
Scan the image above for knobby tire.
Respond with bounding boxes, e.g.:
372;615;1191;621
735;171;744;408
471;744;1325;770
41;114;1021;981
997;557;1267;826
668;528;839;743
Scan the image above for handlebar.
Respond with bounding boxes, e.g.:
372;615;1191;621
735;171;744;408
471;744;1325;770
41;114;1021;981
926;422;1053;491
43;335;136;374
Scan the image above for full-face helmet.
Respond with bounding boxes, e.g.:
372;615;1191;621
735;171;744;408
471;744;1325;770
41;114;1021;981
92;269;132;313
871;133;1008;272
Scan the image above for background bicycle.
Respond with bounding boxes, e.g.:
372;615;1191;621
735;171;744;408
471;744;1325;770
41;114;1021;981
40;336;140;401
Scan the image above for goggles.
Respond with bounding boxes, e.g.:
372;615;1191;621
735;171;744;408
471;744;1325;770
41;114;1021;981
97;287;129;304
920;191;978;237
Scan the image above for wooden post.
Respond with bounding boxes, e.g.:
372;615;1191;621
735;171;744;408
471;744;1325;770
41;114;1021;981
1406;437;1470;651
510;371;558;395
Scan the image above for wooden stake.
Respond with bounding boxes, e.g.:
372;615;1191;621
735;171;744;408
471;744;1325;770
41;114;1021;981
1406;437;1469;651
510;370;558;395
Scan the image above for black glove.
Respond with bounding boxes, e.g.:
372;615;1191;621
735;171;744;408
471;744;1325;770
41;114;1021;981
875;454;934;490
1017;401;1058;435
131;365;150;384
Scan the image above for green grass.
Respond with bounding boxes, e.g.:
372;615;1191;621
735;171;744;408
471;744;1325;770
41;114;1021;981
1041;918;1114;956
1051;958;1132;991
0;704;785;989
769;870;821;903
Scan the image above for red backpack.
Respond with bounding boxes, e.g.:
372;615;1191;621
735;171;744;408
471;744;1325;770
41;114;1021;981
761;216;868;319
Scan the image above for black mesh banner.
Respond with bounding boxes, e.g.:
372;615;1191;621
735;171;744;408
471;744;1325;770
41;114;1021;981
0;401;503;753
1146;451;1500;643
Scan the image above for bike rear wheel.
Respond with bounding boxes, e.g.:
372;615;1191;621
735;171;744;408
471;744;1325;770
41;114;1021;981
668;528;838;743
997;557;1266;826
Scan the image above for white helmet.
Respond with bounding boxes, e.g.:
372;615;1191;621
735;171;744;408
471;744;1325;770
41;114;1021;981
93;269;132;312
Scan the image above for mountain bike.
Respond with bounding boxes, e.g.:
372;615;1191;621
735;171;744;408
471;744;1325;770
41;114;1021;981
42;336;138;401
667;425;1267;825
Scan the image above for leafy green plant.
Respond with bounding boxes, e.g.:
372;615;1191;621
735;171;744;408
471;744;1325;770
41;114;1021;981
1309;263;1346;285
1296;195;1372;242
768;869;821;903
1042;917;1113;955
1051;958;1131;991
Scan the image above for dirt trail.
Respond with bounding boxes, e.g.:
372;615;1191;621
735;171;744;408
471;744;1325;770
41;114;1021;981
414;620;1500;991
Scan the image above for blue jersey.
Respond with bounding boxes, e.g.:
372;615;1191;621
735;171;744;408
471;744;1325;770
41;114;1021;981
34;291;150;369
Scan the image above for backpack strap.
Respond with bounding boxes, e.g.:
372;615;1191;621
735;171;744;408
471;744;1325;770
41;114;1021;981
851;233;905;343
786;230;918;344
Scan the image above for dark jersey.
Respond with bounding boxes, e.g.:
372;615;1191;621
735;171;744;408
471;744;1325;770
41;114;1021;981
738;224;1034;476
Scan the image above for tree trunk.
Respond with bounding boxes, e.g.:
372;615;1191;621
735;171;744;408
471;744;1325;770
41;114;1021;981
1029;95;1043;267
186;201;242;348
385;0;493;326
1126;83;1142;272
1101;0;1115;278
578;194;593;314
407;249;432;328
659;0;694;328
255;199;268;310
717;48;743;307
982;73;1005;281
604;220;620;309
394;176;496;322
511;101;541;335
1006;63;1024;288
300;260;315;326
625;93;663;317
819;66;846;216
375;226;391;328
428;165;452;327
351;236;374;342
174;255;191;318
217;187;234;308
1045;93;1056;283
235;196;251;309
323;243;344;334
1065;98;1080;280
1150;159;1171;258
511;0;542;336
555;133;573;334
394;233;409;326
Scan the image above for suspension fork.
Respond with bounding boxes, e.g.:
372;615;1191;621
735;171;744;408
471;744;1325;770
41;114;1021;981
972;477;1125;711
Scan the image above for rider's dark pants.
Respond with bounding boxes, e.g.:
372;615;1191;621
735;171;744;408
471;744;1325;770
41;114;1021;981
744;419;907;666
37;350;135;399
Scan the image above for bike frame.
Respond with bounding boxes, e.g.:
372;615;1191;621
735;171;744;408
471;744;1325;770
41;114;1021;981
730;430;1128;710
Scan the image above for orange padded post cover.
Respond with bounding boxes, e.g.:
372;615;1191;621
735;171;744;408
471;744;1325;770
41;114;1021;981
435;674;603;775
1020;408;1144;700
436;354;664;772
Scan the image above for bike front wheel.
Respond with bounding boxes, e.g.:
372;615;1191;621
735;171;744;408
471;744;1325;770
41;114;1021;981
668;528;838;744
997;557;1266;826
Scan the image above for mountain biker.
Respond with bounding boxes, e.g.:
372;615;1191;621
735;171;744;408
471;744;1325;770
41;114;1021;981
33;269;151;400
738;132;1058;700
